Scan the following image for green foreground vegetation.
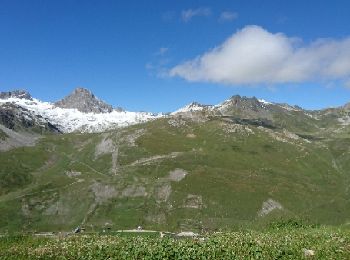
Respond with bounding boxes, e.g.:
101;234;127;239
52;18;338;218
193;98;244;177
0;226;349;259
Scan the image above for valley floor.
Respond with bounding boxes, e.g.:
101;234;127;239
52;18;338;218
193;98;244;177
0;227;349;259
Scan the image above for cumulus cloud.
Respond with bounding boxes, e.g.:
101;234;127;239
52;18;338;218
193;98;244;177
219;11;238;22
169;25;350;85
181;7;211;22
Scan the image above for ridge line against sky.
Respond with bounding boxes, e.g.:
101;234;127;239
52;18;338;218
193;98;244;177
0;0;349;112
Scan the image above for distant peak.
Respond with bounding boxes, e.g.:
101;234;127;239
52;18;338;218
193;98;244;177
172;101;211;114
73;87;93;95
188;101;205;107
54;87;113;113
229;94;242;100
222;95;259;105
0;90;32;100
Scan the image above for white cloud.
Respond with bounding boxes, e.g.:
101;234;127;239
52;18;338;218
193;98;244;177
219;11;238;22
181;7;211;22
169;25;350;85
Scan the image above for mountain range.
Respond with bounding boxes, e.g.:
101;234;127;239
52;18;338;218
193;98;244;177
1;87;350;135
1;88;350;233
0;88;161;134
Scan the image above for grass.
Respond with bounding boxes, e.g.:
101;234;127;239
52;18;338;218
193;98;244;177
0;144;49;195
1;117;350;232
0;226;349;259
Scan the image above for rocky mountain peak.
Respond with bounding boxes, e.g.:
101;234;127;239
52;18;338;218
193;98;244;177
187;102;206;108
0;90;32;100
54;87;113;113
228;95;260;104
215;95;276;121
220;95;264;111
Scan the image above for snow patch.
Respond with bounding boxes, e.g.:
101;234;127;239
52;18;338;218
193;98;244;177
258;99;273;105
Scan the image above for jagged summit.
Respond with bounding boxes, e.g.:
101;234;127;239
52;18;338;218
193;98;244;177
0;90;32;100
172;101;212;114
222;95;265;107
54;87;113;113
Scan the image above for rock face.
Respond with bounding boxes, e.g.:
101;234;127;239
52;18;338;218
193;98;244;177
0;102;61;151
216;95;274;119
0;90;32;100
0;103;60;133
54;88;113;113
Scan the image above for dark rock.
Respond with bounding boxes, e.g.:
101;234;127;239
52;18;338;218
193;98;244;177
0;90;32;100
0;103;60;133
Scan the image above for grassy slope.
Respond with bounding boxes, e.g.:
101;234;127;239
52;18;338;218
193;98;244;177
0;117;350;232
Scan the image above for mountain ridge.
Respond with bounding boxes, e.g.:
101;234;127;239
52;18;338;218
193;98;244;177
0;90;32;100
1;88;348;114
0;88;349;134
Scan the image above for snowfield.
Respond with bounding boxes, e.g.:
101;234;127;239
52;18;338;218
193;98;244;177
0;97;163;133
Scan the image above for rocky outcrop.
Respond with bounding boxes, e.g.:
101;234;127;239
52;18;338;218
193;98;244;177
0;90;32;100
54;88;113;113
0;103;60;133
215;95;274;120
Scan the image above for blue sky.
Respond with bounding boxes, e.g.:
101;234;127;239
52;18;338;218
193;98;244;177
0;0;350;112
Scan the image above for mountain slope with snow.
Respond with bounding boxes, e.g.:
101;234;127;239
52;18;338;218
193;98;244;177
1;89;349;134
0;89;163;133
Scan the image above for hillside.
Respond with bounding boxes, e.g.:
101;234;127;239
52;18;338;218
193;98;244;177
1;93;350;232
